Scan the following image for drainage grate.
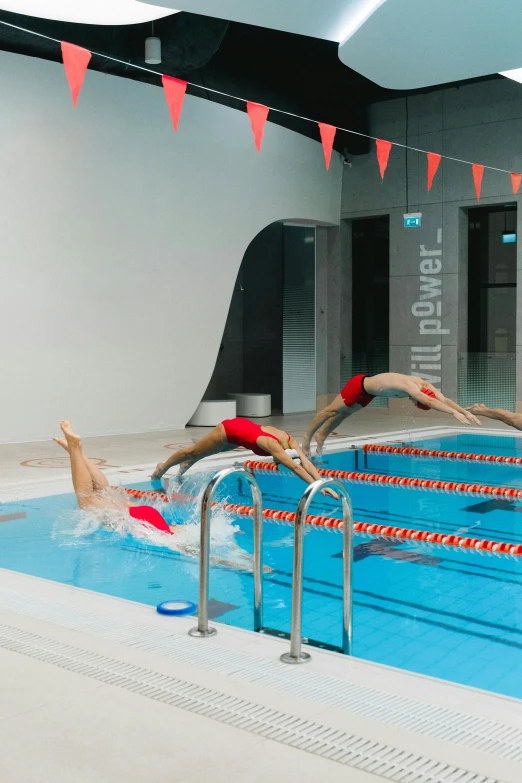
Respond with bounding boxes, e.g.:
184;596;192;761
0;587;521;764
0;623;502;783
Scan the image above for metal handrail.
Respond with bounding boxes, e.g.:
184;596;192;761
189;466;263;639
280;478;354;664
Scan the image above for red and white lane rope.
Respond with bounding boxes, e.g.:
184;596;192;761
244;460;522;499
122;486;522;556
364;443;522;465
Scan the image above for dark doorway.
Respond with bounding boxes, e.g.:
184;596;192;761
203;223;284;410
349;216;390;402
468;205;517;354
460;204;517;411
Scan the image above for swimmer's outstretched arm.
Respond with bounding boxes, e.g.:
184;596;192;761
467;404;522;430
403;381;479;426
266;441;338;499
421;382;481;425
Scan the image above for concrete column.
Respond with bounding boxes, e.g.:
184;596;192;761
316;225;343;410
389;201;460;412
516;205;522;411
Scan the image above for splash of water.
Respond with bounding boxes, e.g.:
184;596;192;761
53;475;257;570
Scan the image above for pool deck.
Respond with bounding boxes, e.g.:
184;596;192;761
1;413;521;782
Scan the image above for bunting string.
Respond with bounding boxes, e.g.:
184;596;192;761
0;17;520;189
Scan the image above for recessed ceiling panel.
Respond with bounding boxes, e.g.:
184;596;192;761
0;1;177;25
338;0;522;89
138;0;372;41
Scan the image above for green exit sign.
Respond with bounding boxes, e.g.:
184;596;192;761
404;213;422;228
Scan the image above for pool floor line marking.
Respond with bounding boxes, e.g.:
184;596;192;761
0;512;26;523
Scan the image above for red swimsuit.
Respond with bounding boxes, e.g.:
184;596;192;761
129;505;172;534
222;417;285;456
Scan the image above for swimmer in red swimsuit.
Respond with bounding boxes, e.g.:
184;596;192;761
54;420;273;570
54;419;174;534
302;372;481;456
152;417;336;497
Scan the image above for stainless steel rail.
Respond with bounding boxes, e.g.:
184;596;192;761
280;478;354;664
189;467;263;638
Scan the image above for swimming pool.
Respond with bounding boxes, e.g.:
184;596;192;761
2;431;522;700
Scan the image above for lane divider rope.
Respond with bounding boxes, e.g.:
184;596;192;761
363;443;522;465
244;460;522;499
121;486;522;556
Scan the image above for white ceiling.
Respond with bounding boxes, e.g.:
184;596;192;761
0;1;177;25
138;0;377;42
6;0;522;89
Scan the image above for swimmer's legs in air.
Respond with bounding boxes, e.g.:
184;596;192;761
302;395;361;457
468;404;522;431
54;419;108;508
152;424;235;480
54;432;109;492
314;410;349;456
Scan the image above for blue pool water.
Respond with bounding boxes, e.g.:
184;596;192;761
2;432;522;699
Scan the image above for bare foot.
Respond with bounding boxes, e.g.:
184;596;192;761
301;440;312;458
53;436;70;453
60;419;82;448
315;437;325;457
467;403;487;415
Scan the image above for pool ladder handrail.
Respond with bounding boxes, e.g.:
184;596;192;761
281;478;354;664
189;466;263;639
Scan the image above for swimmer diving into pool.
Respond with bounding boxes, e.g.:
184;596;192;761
54;420;270;571
152;417;337;497
302;372;482;457
467;404;522;431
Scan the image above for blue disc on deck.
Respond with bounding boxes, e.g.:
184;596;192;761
156;600;197;616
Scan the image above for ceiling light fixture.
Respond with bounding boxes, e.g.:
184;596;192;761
145;21;161;64
336;0;388;44
500;68;522;84
0;1;178;26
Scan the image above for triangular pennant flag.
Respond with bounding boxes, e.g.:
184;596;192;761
472;163;484;201
427;152;442;191
247;102;269;152
61;41;92;107
376;139;392;179
162;75;188;132
511;172;522;195
318;122;337;170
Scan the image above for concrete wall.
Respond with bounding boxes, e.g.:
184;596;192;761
0;50;341;443
342;77;522;410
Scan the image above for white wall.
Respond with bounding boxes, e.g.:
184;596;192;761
0;51;341;443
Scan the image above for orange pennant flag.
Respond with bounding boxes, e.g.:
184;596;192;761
162;75;188;132
376;139;392;179
247;102;269;152
511;172;522;195
472;163;484;201
61;41;92;107
318;122;337;170
427;152;442;191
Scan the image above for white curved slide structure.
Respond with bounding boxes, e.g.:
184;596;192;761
0;50;341;443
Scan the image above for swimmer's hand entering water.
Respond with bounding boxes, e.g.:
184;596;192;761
321;487;339;500
152;462;166;480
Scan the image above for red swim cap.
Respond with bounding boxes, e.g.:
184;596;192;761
416;388;436;411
